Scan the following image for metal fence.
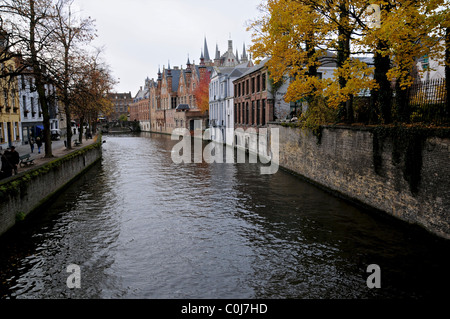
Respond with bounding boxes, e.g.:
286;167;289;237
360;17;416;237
408;78;448;124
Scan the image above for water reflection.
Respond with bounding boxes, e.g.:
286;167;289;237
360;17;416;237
0;132;449;299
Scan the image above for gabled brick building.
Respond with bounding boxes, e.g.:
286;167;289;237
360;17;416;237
107;92;133;121
152;52;213;134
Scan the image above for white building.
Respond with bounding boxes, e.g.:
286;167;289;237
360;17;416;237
209;64;251;145
18;72;60;144
417;56;445;82
208;39;253;145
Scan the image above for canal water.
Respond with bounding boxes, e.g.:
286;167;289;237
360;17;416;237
0;133;449;299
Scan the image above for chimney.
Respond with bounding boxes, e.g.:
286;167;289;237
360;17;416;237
185;57;192;88
167;67;173;93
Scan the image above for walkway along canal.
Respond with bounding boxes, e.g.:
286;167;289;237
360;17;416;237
0;132;449;299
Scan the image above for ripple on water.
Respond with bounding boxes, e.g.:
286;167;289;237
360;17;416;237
1;134;449;299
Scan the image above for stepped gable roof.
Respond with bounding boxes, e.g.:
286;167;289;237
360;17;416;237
194;64;214;79
164;67;181;92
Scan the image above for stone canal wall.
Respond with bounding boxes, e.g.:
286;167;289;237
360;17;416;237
0;141;102;236
269;123;450;239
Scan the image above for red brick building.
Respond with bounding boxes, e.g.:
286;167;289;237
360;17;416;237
107;92;133;121
233;59;274;129
129;78;156;131
152;55;212;134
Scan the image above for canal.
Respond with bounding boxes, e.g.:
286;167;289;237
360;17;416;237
0;133;449;299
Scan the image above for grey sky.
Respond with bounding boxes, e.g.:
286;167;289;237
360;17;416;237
75;0;263;96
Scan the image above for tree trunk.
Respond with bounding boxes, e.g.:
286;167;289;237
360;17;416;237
337;1;353;123
79;116;84;143
305;32;317;105
395;80;410;122
63;43;72;149
446;27;450;119
29;0;52;157
371;40;392;124
64;104;72;148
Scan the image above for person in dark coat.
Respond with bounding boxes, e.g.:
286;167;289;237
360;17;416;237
36;136;43;154
9;146;20;175
29;137;35;153
1;150;13;179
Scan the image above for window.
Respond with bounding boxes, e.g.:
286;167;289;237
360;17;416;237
23;96;27;115
256;75;260;92
171;97;177;109
15;122;19;140
251;77;255;94
240;103;243;124
256;100;260;125
11;91;16;110
251;101;255;125
246;103;249;124
262;73;266;91
262;100;266;125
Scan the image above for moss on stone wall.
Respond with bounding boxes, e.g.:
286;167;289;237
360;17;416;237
372;125;450;195
0;140;102;204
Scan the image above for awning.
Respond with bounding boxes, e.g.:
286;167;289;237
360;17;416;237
176;104;190;111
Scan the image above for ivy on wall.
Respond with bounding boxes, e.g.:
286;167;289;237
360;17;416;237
0;141;102;203
372;125;450;195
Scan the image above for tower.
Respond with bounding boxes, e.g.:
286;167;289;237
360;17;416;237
241;43;248;63
203;37;211;64
214;44;221;66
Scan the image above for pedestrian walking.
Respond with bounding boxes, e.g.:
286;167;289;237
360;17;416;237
9;146;20;175
0;150;13;179
29;137;35;153
36;136;43;154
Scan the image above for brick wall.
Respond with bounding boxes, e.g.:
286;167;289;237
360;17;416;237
270;123;450;239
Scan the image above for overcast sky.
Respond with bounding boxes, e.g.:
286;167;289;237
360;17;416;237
74;0;263;96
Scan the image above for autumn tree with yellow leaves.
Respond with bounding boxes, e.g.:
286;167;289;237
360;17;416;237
249;0;450;126
361;0;449;123
249;0;378;127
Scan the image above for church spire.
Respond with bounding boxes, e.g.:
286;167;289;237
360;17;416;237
186;54;192;72
203;37;210;62
241;43;248;62
215;44;220;60
200;49;205;66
